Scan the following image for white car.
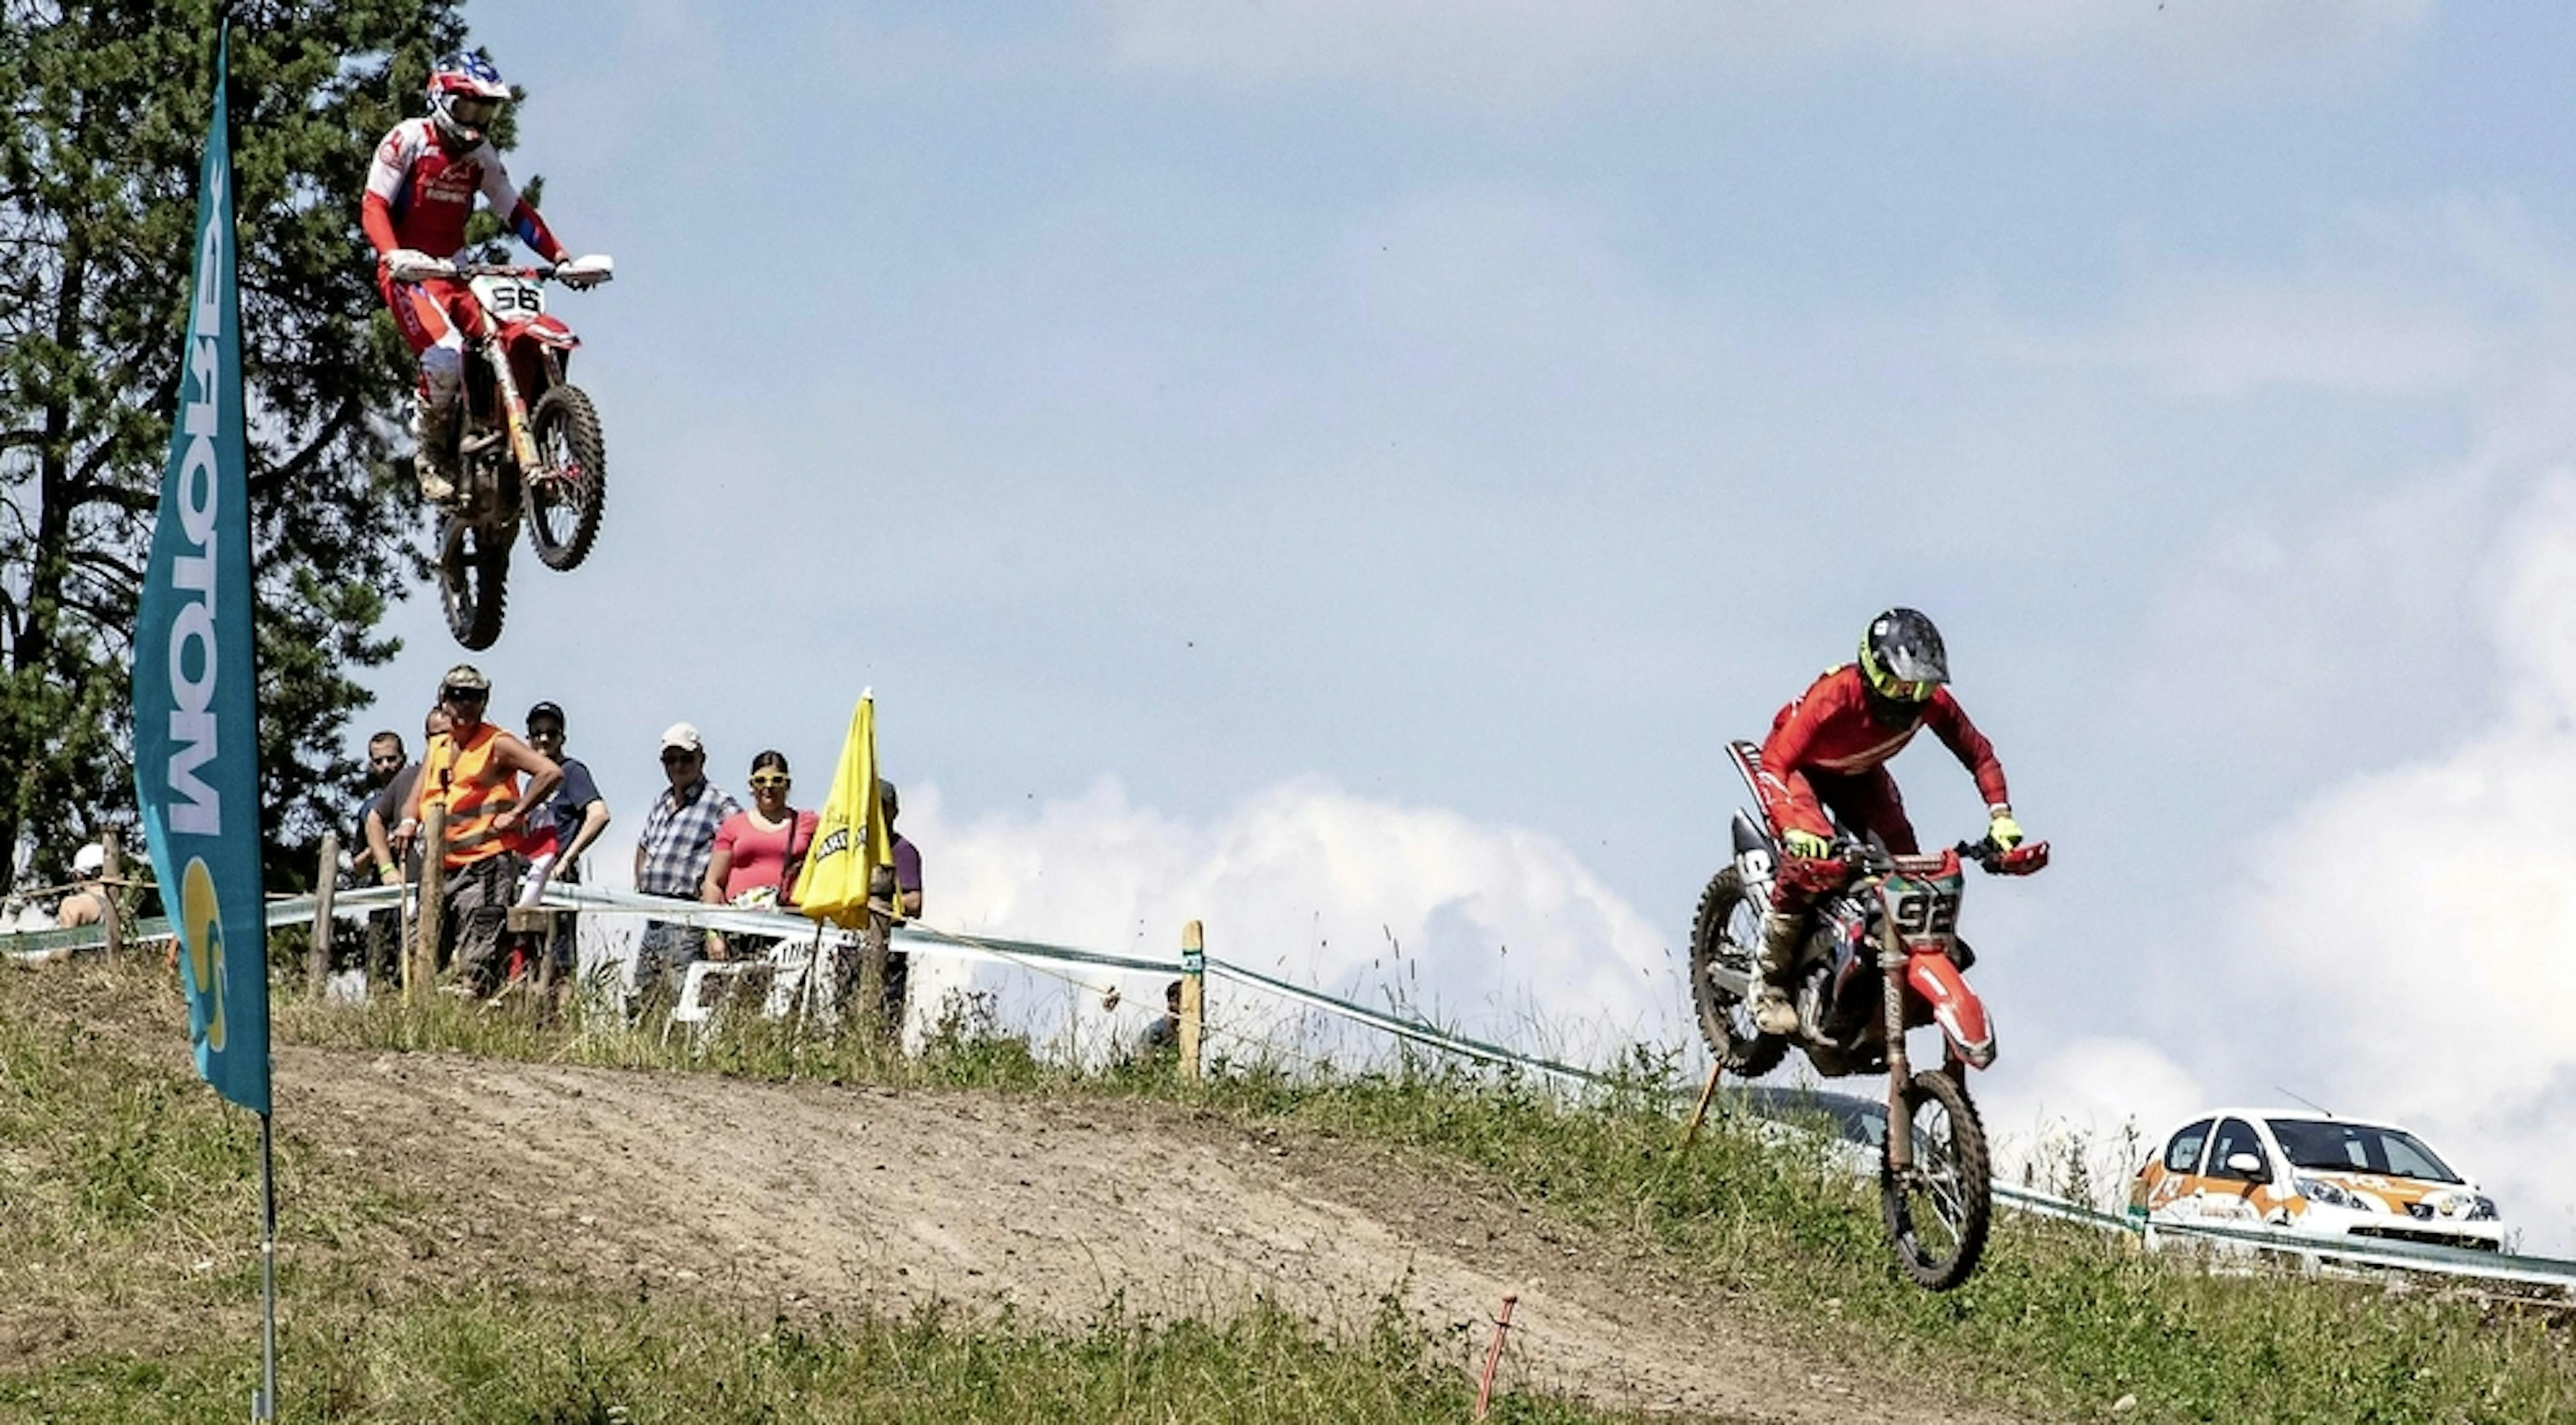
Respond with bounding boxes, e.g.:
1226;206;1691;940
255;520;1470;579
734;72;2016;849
2129;1108;2504;1253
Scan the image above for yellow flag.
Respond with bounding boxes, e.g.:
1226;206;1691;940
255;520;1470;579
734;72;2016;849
794;694;896;928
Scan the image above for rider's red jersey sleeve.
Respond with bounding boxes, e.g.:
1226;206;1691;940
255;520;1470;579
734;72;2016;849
361;191;399;256
1923;688;2010;810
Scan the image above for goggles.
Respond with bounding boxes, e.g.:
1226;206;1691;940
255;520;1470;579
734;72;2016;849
446;95;503;128
1864;666;1934;704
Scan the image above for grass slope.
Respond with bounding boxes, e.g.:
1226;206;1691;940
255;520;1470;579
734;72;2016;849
0;962;1646;1424
13;956;2576;1422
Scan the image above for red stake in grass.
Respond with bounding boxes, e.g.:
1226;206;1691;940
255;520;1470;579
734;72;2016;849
1474;1291;1518;1420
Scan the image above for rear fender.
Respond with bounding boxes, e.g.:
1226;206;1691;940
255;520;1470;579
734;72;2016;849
1907;952;1995;1068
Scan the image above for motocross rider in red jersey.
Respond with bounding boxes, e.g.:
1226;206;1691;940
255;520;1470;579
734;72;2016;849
363;53;608;505
1748;608;2028;1036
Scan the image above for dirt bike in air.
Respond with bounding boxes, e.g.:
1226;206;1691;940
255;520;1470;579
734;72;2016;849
1688;739;2048;1290
415;259;612;650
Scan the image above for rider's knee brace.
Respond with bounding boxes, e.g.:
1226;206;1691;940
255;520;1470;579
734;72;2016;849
418;342;465;407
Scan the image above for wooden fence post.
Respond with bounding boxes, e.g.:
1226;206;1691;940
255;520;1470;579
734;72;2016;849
308;831;338;1000
1179;920;1205;1081
411;804;447;1004
99;827;124;958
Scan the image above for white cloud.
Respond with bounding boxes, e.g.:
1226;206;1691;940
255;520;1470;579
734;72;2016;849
1102;0;2427;109
2014;199;2571;402
898;776;1690;1066
2216;473;2576;1247
2095;200;2576;775
1981;1036;2210;1208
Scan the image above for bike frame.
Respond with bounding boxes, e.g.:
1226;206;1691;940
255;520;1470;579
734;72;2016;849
458;264;582;499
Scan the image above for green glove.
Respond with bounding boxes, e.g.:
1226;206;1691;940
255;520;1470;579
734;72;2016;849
1782;829;1833;860
1988;809;2024;850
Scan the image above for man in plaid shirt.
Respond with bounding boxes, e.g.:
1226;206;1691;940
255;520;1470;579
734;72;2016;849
631;722;741;1006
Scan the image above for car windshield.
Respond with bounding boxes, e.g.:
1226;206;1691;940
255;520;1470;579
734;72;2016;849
2266;1119;2461;1183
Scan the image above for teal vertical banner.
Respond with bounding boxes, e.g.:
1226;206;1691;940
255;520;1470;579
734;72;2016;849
131;23;269;1116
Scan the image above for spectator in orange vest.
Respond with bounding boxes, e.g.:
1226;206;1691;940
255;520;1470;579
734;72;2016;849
393;664;560;996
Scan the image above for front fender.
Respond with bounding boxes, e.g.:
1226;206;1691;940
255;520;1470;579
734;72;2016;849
1907;952;1996;1069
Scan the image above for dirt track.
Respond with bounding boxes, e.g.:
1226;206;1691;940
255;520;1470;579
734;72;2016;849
283;1045;2025;1424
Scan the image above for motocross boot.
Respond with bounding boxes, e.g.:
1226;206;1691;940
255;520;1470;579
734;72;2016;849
1751;909;1805;1037
411;400;461;506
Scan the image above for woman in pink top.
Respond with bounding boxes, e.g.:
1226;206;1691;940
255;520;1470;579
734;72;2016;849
700;749;818;961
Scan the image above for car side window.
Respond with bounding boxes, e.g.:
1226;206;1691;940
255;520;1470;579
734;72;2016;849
2163;1118;2213;1173
2208;1118;2267;1179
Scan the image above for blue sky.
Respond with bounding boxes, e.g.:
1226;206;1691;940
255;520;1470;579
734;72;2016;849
362;3;2576;1238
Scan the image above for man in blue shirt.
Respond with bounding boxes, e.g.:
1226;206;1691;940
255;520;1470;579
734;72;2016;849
513;701;610;985
523;701;610;884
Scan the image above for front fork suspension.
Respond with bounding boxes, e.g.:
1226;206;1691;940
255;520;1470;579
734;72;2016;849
1881;924;1913;1175
480;340;546;478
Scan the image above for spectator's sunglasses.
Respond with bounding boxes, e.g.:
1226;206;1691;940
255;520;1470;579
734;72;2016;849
749;772;791;790
660;749;698;766
440;686;488;707
527;723;563;741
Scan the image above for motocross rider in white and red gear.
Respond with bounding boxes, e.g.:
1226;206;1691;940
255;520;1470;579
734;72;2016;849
364;53;608;504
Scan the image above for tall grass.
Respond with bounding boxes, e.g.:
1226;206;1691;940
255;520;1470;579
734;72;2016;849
7;1292;1631;1425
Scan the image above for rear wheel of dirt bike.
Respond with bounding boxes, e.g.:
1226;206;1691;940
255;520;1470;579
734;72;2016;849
525;384;606;572
438;517;510;651
1881;1069;1992;1291
1689;867;1790;1077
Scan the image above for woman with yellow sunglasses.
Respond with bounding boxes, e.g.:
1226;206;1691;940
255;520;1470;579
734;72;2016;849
700;749;819;961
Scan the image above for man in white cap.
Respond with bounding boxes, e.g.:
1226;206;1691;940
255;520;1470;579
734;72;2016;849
52;842;109;929
631;722;740;1004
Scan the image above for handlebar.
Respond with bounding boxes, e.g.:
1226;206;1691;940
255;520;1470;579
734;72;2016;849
391;260;610;286
1813;834;2047;876
1955;837;2049;876
453;262;566;280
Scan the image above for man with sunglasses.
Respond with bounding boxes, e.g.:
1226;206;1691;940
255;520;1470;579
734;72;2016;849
393;666;561;997
631;723;741;1005
355;724;425;984
521;701;610;888
1746;608;2029;1037
364;52;608;504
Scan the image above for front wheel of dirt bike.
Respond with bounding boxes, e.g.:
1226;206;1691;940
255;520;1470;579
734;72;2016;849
438;517;510;651
525;384;606;572
1689;866;1790;1078
1881;1069;1993;1291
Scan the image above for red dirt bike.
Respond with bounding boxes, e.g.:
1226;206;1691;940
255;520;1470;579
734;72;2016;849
1689;739;2047;1289
415;259;612;650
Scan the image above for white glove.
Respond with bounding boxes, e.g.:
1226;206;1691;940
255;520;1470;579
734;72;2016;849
384;248;453;283
553;254;614;288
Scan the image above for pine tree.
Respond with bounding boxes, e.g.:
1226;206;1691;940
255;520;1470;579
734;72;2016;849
1;0;515;896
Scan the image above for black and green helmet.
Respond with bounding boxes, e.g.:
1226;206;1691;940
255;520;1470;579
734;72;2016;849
1859;608;1947;704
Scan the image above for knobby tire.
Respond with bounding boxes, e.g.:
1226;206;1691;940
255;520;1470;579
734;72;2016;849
526;384;607;572
1880;1068;1992;1291
440;519;510;651
1689;866;1790;1078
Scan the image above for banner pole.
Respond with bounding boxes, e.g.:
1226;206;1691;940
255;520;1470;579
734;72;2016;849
255;1110;278;1420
